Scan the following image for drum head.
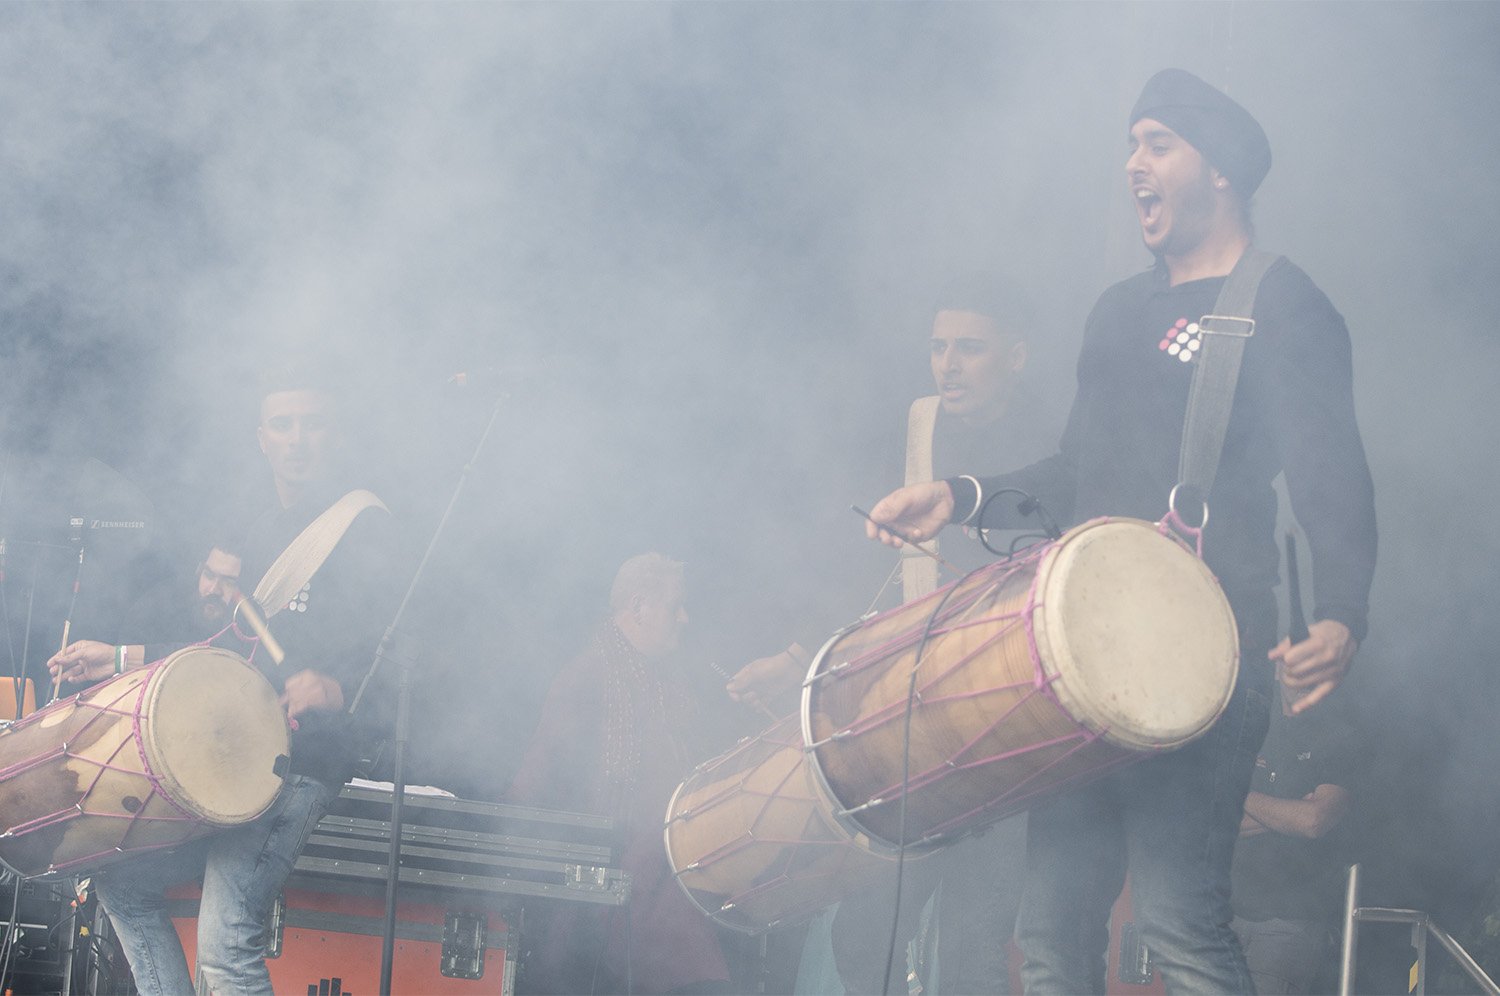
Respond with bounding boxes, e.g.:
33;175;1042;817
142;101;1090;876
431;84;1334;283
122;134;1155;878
1033;519;1239;750
141;647;289;825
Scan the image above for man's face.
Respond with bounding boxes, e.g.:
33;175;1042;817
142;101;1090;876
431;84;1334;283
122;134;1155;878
1126;118;1221;258
257;390;340;494
632;578;689;660
930;309;1026;426
197;547;243;623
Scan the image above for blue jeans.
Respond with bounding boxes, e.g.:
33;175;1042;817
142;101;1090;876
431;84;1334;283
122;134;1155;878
95;774;336;996
1016;659;1272;995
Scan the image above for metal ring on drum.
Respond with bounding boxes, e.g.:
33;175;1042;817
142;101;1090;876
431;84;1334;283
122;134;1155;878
800;517;1239;851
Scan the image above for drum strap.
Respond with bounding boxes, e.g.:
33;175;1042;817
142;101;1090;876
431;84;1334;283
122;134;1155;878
1176;249;1282;516
902;396;942;601
252;490;387;620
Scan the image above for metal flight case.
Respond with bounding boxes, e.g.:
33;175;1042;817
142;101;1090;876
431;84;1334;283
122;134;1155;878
160;785;630;996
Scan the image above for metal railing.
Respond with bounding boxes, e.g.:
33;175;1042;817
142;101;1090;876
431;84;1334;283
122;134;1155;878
1339;862;1500;995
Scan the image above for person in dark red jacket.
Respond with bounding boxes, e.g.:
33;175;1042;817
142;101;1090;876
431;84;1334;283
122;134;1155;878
508;553;732;996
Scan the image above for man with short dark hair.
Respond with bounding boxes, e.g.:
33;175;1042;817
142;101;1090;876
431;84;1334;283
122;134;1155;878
863;69;1376;993
729;275;1057;993
831;275;1055;996
115;541;243;656
49;370;394;995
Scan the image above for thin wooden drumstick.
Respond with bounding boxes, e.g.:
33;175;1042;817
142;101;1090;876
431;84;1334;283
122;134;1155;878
851;505;964;577
708;661;779;722
51;619;69;702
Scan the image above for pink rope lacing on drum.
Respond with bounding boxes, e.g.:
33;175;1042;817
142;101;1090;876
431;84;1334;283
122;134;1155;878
817;531;1199;845
806;547;1045;752
851;556;1120;823
805;553;1032;715
671;723;851;916
0;658;210;874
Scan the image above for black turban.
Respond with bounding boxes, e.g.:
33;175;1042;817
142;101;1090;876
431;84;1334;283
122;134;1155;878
1131;68;1272;198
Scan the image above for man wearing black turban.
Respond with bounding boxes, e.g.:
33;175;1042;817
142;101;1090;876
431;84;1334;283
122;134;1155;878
862;68;1376;993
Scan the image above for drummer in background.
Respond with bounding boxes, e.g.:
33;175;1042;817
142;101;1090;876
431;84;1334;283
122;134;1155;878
862;69;1376;993
45;535;246;697
729;273;1061;995
1231;687;1356;994
507;553;733;996
114;537;245;656
48;362;396;996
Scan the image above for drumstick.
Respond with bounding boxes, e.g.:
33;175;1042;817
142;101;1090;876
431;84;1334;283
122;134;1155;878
708;661;779;722
1284;529;1310;645
51;620;69;702
1281;529;1311;714
851;505;964;577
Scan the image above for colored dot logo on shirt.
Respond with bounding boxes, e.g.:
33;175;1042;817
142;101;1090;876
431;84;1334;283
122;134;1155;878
1159;318;1201;363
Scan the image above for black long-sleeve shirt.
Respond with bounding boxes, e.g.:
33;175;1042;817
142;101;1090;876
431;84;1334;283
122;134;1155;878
953;258;1376;648
234;484;397;784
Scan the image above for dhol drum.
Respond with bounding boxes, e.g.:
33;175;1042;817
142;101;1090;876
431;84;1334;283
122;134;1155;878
665;712;915;934
803;516;1239;850
0;646;290;877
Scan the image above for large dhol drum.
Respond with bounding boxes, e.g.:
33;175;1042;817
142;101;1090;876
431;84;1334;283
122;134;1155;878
665;713;912;934
803;517;1239;849
0;646;290;877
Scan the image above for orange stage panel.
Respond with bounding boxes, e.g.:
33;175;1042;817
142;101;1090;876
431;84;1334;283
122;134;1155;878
166;883;512;996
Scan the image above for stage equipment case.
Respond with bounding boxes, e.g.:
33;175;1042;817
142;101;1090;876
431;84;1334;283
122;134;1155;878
164;785;629;996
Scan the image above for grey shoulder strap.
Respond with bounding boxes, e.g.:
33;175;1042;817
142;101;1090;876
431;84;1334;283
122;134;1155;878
252;490;387;620
1176;250;1282;513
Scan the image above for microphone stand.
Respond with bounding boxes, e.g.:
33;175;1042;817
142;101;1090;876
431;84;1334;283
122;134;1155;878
348;394;506;996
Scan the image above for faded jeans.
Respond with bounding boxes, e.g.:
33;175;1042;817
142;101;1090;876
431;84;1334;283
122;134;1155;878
1015;656;1272;995
95;774;336;996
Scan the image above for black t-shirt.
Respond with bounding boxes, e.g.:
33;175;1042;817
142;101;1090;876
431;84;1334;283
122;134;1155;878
230;485;399;785
1231;705;1356;921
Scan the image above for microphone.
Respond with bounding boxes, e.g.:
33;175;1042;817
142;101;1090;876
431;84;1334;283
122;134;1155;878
445;363;542;392
1015;496;1063;541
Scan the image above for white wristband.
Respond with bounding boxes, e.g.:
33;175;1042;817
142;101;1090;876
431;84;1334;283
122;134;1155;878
956;475;983;525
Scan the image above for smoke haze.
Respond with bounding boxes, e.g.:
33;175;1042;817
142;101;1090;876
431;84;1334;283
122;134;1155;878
1;0;1497;949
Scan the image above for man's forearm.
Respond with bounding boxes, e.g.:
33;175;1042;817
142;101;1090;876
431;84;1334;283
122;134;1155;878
1241;784;1348;839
